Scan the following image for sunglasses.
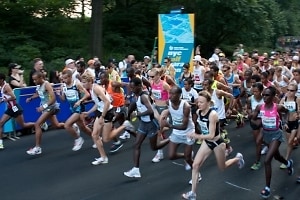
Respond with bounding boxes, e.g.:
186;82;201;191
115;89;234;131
222;70;228;73
287;89;296;92
262;94;271;96
149;76;155;78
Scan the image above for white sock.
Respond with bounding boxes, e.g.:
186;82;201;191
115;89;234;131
0;139;3;144
133;167;139;171
158;149;163;154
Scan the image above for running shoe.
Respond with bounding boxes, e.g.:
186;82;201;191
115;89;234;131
41;122;48;131
182;191;196;200
189;173;202;185
287;159;294;175
124;167;141;178
109;142;123;153
92;143;97;149
235;153;245;169
122;120;135;132
152;151;163;163
185;161;191;171
261;146;269;155
250;162;261;170
91;157;108;165
0;143;4;149
279;163;287;169
260;187;271;199
72;137;84;151
119;131;130;139
26;146;42;155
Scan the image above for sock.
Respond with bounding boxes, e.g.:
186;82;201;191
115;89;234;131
158;149;163;154
0;139;3;144
133;167;139;171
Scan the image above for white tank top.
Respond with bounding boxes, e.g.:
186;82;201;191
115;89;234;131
136;94;151;122
211;89;226;120
91;84;113;112
168;100;195;136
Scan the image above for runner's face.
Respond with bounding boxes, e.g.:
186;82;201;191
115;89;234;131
197;96;209;111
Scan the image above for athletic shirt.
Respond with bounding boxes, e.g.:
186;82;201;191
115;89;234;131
260;103;280;131
0;82;17;109
91;84;113;112
36;81;59;109
211;89;226;120
62;80;80;106
250;95;264;118
106;81;125;107
283;96;297;113
168;100;195;136
273;75;288;87
181;87;198;103
211;80;218;90
136;93;151;122
224;73;240;96
193;66;204;90
151;80;169;101
197;109;219;137
243;80;252;96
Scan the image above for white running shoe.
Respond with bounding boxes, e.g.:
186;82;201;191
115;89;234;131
261;146;269;155
235;152;245;169
72;123;80;136
122;120;135;132
182;191;196;200
26;146;42;155
119;131;130;139
92;143;97;149
152;152;164;163
91;157;108;165
72;137;84;151
188;173;202;185
124;168;141;178
41;122;48;131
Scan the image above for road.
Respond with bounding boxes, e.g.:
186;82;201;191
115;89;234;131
0;120;299;200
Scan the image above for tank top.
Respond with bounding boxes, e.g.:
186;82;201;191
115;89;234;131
193;66;204;90
91;84;113;112
197;109;219;137
168;100;195;136
250;95;264;118
62;80;80;105
151;80;169;101
224;73;240;96
106;81;125;107
1;82;17;109
273;75;288;87
260;103;280;131
243;80;252;96
36;81;59;109
284;96;297;113
211;89;226;120
136;93;152;122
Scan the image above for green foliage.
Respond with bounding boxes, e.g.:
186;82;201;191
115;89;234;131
0;0;300;74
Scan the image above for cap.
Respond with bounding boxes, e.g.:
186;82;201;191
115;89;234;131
9;63;21;69
193;55;201;62
292;55;299;61
65;59;75;66
87;59;95;66
144;56;150;60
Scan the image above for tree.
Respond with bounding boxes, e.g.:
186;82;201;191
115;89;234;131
90;0;103;59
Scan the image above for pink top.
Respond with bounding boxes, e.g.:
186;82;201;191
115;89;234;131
260;103;280;130
151;80;169;101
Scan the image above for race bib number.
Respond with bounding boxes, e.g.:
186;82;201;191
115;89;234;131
198;120;209;135
262;116;276;129
152;89;161;100
12;105;19;112
173;118;183;126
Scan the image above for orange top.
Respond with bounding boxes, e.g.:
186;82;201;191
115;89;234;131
106;81;125;107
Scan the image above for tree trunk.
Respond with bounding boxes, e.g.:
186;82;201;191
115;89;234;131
90;0;103;59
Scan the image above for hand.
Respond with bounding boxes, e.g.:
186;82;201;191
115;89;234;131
36;106;44;113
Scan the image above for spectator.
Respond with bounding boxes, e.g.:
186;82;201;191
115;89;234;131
7;63;27;89
29;58;44;86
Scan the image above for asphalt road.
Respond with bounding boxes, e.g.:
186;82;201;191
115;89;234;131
0;120;299;200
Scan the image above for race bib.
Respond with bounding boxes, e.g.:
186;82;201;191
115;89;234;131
12;105;19;112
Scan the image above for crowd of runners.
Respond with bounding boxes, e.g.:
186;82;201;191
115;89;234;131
0;47;300;199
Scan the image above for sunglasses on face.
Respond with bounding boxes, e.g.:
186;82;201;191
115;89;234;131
262;94;271;96
287;89;296;92
149;76;155;78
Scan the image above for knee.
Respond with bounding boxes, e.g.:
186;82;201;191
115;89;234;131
192;162;200;171
168;152;176;160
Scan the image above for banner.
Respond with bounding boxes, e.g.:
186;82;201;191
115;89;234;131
158;13;195;83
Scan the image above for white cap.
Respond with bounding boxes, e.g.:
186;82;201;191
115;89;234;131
193;55;201;62
65;59;75;66
144;56;150;60
292;55;299;61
